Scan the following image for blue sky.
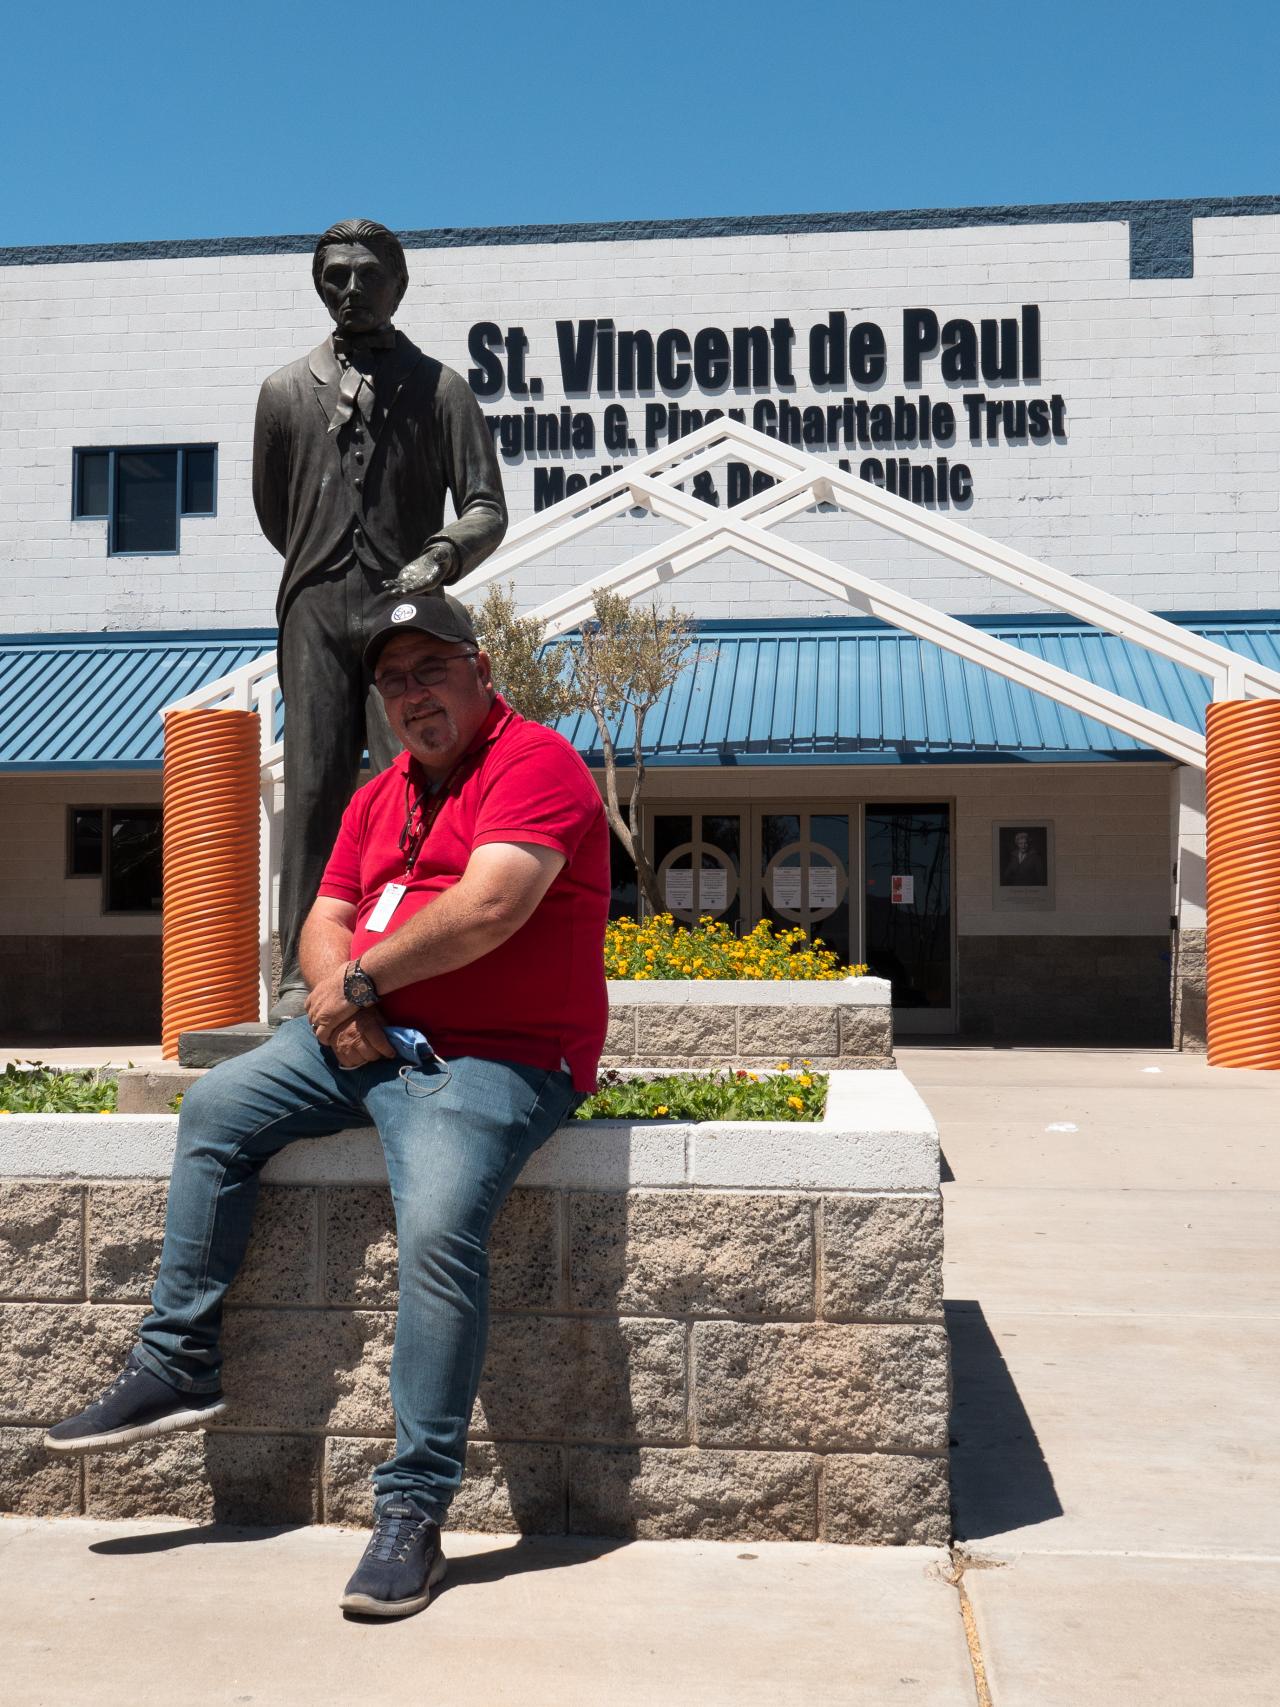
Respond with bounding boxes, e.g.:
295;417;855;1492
4;0;1278;247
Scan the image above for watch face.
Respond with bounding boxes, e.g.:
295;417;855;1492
344;966;378;1007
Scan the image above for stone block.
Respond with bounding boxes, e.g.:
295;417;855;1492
219;1307;394;1435
88;1182;316;1306
736;1005;838;1061
568;1191;813;1318
232;1187;319;1307
0;1183;83;1300
87;1180;167;1301
473;1315;686;1445
693;1321;949;1452
838;1006;894;1059
323;1186;397;1306
635;1005;736;1061
177;1022;273;1069
0;1426;81;1516
324;1435;564;1534
0;1303;144;1425
602;1005;637;1060
821;1196;943;1321
490;1190;561;1312
569;1446;817;1540
84;1431;321;1525
323;1186;558;1311
115;1066;205;1114
821;1451;950;1545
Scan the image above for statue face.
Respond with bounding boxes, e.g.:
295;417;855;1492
318;242;403;337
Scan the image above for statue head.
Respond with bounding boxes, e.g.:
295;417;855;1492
312;218;410;338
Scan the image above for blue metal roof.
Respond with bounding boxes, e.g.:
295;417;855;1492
551;612;1280;766
0;631;276;770
1;614;1277;770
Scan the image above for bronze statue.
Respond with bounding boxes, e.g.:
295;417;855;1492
253;218;507;1020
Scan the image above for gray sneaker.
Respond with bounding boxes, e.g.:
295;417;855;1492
44;1351;226;1454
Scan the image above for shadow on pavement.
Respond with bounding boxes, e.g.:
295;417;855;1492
90;1522;309;1555
434;1535;629;1595
947;1299;1063;1542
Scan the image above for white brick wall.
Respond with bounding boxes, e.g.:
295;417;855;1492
3;212;1278;634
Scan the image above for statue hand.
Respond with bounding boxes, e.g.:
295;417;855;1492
389;541;460;596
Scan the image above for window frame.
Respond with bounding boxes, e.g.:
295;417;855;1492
66;805;106;878
71;444;219;555
102;805;164;915
64;803;164;914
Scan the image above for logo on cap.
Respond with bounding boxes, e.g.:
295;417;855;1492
390;603;417;624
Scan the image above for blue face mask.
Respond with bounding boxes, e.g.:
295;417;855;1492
382;1025;440;1068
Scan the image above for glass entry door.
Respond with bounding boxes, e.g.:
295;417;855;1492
864;804;953;1029
652;811;743;930
757;810;852;966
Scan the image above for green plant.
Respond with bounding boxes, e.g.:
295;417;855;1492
0;1062;118;1114
576;1067;827;1122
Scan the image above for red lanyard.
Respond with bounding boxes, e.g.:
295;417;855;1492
399;760;465;878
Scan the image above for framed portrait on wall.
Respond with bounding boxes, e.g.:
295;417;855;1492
992;820;1055;910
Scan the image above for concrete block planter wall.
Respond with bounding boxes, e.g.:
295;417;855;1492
0;1069;947;1544
601;976;893;1070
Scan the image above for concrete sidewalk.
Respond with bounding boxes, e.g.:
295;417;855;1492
0;1524;974;1706
2;1045;1276;1705
899;1045;1280;1707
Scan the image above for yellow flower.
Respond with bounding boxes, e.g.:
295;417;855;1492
798;1074;813;1088
787;1095;804;1111
747;1072;759;1081
654;1105;669;1116
777;1061;791;1071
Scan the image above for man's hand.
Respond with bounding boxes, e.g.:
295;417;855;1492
329;1009;397;1071
305;964;357;1043
389;540;459;596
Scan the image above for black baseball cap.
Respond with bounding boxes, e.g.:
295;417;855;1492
364;592;479;670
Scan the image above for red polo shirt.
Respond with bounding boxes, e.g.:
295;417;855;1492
318;696;610;1092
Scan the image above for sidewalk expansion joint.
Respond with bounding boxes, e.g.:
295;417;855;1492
934;1545;1007;1707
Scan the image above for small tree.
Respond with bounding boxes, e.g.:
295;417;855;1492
477;583;696;914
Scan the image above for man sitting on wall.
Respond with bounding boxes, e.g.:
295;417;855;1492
45;592;611;1619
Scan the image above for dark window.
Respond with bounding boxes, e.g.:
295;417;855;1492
116;450;179;552
67;807;104;876
182;445;217;515
71;445;217;554
74;451;110;518
104;809;163;913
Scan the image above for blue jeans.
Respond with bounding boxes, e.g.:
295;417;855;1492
134;1017;580;1523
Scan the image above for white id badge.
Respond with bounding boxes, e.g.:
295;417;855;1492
365;881;407;933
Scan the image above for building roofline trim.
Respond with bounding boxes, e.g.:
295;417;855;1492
2;193;1277;274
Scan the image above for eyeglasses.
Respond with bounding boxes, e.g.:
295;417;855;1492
375;651;478;698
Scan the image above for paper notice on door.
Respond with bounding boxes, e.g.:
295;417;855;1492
698;868;728;912
891;874;915;905
664;868;694;911
771;866;802;909
809;865;838;910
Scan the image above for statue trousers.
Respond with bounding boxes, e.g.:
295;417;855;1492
275;566;403;997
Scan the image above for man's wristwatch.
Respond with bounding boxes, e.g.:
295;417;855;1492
343;959;379;1009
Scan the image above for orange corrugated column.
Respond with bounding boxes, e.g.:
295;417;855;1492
1205;700;1280;1069
161;708;261;1060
